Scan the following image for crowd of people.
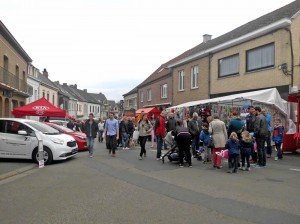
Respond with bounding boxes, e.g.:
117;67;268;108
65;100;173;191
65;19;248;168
63;106;284;174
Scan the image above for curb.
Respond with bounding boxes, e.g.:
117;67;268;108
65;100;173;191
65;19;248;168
0;164;37;181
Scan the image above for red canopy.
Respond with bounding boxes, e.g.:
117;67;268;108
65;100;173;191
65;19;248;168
12;97;70;118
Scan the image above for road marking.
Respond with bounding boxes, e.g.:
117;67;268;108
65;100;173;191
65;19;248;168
289;168;300;172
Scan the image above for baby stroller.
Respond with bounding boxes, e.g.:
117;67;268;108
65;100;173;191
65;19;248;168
161;137;187;164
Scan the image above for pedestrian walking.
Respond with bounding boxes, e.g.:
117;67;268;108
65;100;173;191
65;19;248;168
137;114;152;159
254;106;269;168
262;108;272;158
84;113;99;158
273;119;284;161
208;114;228;169
239;131;254;171
199;123;211;163
155;110;167;160
98;118;105;142
188;112;202;158
119;116;129;150
103;112;119;157
225;132;240;173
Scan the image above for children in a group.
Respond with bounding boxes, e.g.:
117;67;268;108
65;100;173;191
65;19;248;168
225;132;240;173
239;131;254;171
273;119;284;161
199;123;211;163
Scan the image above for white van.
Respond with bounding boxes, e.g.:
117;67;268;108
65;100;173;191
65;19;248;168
0;118;78;165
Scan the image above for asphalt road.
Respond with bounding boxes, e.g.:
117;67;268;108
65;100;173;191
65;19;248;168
0;141;299;224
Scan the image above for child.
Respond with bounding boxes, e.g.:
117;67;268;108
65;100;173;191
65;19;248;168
273;119;284;161
199;123;211;163
239;131;253;171
225;132;240;173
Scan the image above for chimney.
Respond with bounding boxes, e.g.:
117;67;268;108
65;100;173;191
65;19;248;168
43;68;48;78
83;89;87;92
203;34;212;43
54;81;59;84
63;83;67;86
74;84;77;89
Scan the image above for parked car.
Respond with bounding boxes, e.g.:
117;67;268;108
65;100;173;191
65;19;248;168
44;122;88;151
0;118;78;165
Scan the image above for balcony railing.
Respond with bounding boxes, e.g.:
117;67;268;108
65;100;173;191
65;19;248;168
0;66;30;95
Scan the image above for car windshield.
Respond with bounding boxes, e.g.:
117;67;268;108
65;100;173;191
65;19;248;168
25;121;60;135
51;124;74;133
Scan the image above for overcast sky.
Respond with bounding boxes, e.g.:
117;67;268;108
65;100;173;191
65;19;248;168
1;0;295;102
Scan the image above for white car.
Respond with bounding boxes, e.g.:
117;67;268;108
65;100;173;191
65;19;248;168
0;118;78;165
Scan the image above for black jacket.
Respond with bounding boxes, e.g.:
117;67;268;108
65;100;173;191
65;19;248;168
84;120;99;138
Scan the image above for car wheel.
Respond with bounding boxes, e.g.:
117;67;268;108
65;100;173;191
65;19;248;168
32;147;53;165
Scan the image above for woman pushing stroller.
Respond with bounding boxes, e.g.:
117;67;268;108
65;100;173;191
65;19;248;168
174;120;192;168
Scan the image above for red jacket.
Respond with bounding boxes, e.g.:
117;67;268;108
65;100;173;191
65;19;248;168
155;116;165;138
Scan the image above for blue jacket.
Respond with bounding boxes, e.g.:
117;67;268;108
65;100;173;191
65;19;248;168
272;126;284;143
199;129;210;146
225;138;240;155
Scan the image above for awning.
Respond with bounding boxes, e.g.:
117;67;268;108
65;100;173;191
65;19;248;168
135;107;160;115
12;97;70;118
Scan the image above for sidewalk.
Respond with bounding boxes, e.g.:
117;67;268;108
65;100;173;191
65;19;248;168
0;159;37;181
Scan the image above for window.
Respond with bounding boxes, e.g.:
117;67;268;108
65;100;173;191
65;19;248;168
219;54;239;77
178;70;184;91
147;89;152;101
246;43;275;72
47;92;49;101
191;66;198;88
15;65;19;77
161;84;167;98
140;91;144;102
42;90;45;98
52;94;55;104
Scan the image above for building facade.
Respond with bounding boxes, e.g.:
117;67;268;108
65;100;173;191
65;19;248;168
0;21;32;117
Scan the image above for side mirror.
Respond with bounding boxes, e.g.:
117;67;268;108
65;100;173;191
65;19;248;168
18;130;27;135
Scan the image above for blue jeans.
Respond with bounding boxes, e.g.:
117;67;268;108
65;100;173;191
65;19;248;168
266;131;272;155
275;142;283;159
98;130;104;142
121;132;129;148
156;134;163;159
87;136;95;155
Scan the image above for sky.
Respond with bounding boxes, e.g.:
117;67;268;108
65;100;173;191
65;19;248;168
1;0;295;102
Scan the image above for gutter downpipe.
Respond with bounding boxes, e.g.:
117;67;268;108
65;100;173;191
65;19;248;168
284;28;294;88
208;53;213;98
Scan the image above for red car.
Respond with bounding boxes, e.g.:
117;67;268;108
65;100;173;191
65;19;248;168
44;122;88;151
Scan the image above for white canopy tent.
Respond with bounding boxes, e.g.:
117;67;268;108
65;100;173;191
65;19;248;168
169;88;287;115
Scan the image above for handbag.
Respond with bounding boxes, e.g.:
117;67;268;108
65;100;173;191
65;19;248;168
208;135;214;148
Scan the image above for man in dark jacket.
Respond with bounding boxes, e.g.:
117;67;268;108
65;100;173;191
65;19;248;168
254;107;268;167
188;112;202;158
84;113;99;158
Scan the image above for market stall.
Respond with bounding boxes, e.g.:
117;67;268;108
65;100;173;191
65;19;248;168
135;107;161;120
12;97;73;120
283;92;300;152
168;88;293;151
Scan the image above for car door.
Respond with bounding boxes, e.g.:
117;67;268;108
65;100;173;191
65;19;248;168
0;120;34;159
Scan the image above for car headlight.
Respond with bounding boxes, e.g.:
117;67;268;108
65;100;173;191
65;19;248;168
75;135;86;140
49;137;64;145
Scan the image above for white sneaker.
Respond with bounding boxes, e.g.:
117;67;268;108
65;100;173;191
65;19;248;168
274;157;278;161
122;147;125;150
125;147;129;150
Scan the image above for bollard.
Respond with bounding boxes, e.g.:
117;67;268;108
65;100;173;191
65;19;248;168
35;131;44;168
